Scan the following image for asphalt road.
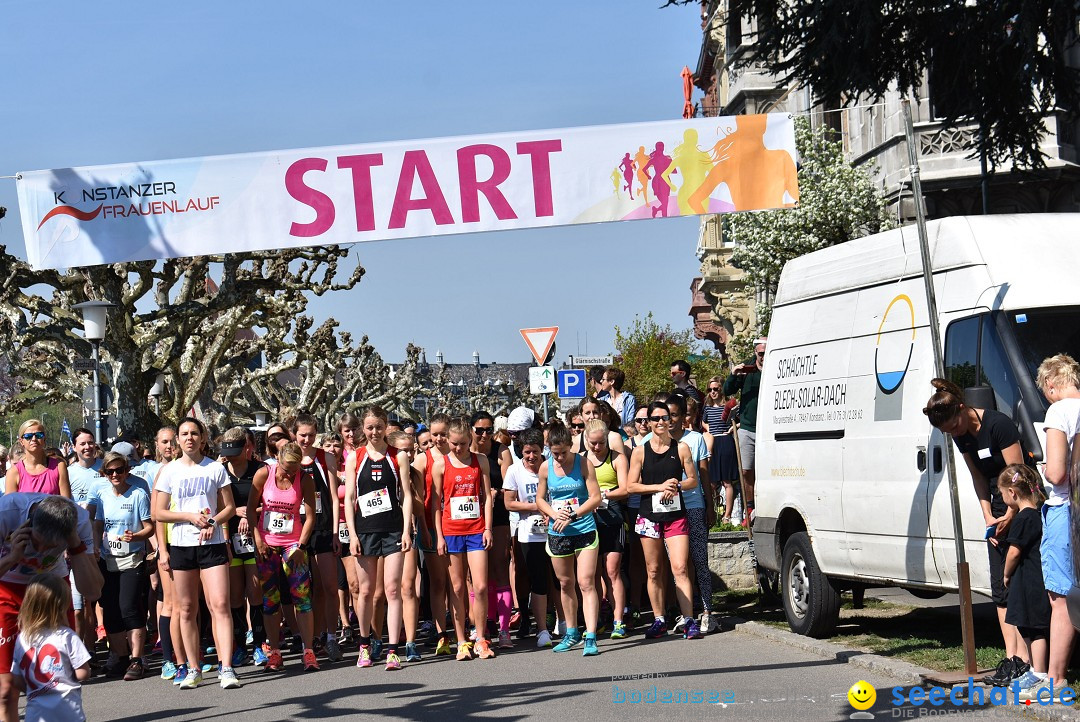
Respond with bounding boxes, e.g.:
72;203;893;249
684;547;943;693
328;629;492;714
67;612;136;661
70;624;1039;722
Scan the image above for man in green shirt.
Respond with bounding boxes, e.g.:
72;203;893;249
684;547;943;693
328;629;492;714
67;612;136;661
723;338;766;523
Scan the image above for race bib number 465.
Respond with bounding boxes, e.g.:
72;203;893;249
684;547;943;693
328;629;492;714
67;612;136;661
359;487;391;517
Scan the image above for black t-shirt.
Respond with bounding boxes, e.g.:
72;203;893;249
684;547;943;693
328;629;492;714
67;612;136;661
225;459;265;537
952;409;1021;499
302;453;333;533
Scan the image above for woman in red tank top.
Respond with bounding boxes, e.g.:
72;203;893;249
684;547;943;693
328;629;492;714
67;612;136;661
433;418;494;660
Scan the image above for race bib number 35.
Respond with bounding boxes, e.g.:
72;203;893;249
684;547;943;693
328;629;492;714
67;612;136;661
359;487;391;517
264;511;295;535
651;492;682;514
450;495;480;520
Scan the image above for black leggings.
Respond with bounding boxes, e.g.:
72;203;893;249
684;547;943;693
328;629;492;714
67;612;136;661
100;559;149;634
524;542;551;596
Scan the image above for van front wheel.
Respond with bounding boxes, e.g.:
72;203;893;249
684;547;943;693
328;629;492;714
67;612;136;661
781;532;840;638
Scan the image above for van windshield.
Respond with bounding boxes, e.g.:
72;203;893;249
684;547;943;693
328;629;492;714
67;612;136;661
1008;307;1080;411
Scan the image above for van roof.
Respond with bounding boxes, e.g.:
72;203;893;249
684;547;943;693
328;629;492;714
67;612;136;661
774;214;1080;307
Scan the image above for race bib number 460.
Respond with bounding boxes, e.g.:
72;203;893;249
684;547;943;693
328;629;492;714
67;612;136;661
450;495;480;520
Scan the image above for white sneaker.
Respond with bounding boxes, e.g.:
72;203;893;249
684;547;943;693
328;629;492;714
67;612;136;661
700;612;719;634
536;630;553;648
218;667;241;689
672;615;688;634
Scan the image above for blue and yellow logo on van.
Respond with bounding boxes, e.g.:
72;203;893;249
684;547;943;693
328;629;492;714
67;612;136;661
874;294;916;395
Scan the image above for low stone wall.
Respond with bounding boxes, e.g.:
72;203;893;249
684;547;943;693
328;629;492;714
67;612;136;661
708;531;757;591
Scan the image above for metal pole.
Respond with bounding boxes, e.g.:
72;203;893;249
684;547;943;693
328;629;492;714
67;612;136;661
902;99;978;675
542;394;549;423
92;340;102;444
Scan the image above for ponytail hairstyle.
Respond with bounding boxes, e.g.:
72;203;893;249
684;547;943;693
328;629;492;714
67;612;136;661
922;378;965;429
546;419;572;448
997;464;1046;505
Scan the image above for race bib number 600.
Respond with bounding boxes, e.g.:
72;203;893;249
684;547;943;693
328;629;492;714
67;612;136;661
450;495;480;520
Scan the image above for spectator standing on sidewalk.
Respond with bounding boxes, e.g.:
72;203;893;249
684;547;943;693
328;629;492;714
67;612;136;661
722;338;765;525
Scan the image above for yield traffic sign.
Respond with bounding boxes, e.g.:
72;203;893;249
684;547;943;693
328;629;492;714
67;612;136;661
520;327;558;366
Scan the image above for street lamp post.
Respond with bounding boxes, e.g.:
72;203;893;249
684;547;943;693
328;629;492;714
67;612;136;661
74;301;115;445
149;373;166;416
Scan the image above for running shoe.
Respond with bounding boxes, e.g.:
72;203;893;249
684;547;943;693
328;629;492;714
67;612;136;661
340;626;355;646
404;642;422;662
312;634;325;656
266;649;284;672
475;639;495;659
105;654;130;677
303;649;320;672
173;664;188;686
231;647;247;668
509;610;522;631
370;638;383;661
245;629;254;646
385;652;402;671
536;630;553;648
324;636;343;663
672;615;688;634
179;668;202;689
417;620;435;640
205;645;216;656
434;636;453;656
610;621;628;640
160;660;178;681
356;645;373;668
582;634;599;657
684;619;704;640
700;612;718;634
1019;678;1068;703
515;613;532;640
497;630;513;649
253;644;269;667
200;662;213;673
123;659;145;681
553;629;582;653
1013;669;1041;695
644;619;668;639
456;641;474;661
219;667;241;689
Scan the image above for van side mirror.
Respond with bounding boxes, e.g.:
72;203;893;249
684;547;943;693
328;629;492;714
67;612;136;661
964;386;997;412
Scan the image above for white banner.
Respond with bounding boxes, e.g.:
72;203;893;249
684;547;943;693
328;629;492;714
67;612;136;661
17;115;798;270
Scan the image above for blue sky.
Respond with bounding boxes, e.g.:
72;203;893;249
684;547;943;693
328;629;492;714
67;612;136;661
0;1;705;366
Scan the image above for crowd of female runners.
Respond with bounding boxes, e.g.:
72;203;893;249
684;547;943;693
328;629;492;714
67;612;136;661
3;380;727;693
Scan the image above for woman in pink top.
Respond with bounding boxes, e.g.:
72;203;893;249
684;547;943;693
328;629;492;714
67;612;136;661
247;442;318;672
4;419;70;497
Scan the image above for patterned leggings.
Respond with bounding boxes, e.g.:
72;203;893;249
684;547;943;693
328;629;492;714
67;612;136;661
256;543;312;615
686;508;712;613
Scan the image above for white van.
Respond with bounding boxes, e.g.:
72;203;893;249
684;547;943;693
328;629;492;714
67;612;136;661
753;214;1080;637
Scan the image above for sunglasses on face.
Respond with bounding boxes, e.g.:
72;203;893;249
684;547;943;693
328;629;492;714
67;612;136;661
570;423;585;430
104;467;127;476
708;386;721;392
634;417;649;424
649;415;671;423
473;427;493;435
21;432;45;441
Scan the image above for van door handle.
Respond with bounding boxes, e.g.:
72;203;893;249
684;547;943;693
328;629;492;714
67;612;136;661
933;447;943;474
917;448;927;472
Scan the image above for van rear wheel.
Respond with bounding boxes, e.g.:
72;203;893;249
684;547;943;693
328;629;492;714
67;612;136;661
781;532;840;638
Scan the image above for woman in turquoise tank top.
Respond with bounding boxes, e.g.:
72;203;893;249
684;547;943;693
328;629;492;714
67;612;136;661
536;420;603;656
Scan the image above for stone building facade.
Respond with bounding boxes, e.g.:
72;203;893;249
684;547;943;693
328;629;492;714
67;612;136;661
689;0;1080;352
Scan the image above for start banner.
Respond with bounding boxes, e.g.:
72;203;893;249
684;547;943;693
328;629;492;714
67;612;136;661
17;114;798;270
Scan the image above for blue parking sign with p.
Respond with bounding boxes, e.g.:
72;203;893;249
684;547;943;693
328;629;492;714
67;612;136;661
557;369;587;399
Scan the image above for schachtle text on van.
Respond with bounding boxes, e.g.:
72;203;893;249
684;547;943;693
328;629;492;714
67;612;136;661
774;383;847;410
775;354;818;379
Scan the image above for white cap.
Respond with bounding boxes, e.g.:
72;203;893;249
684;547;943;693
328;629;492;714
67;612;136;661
507;407;535;433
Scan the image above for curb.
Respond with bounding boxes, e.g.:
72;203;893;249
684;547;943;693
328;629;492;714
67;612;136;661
728;617;1080;721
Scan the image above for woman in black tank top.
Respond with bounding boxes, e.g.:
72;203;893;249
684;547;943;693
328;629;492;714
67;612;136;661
222;429;267;664
626;401;699;639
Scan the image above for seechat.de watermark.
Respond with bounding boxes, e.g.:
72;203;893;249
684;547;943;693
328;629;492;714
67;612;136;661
848;678;1079;719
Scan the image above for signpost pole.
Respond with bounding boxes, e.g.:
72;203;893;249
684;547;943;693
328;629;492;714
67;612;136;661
542;394;549;423
91;341;102;444
903;99;977;677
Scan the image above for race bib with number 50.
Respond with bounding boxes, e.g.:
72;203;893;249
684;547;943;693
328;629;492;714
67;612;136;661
338;522;351;544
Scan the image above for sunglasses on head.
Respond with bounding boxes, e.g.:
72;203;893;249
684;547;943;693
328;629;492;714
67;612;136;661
473;427;493;435
21;432;45;441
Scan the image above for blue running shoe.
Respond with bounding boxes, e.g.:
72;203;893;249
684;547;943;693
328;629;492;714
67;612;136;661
582;634;599;657
172;664;188;686
232;647;247;668
644;619;668;639
553;629;582;652
160;660;178;681
370;638;383;661
253;645;269;667
404;642;422;662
